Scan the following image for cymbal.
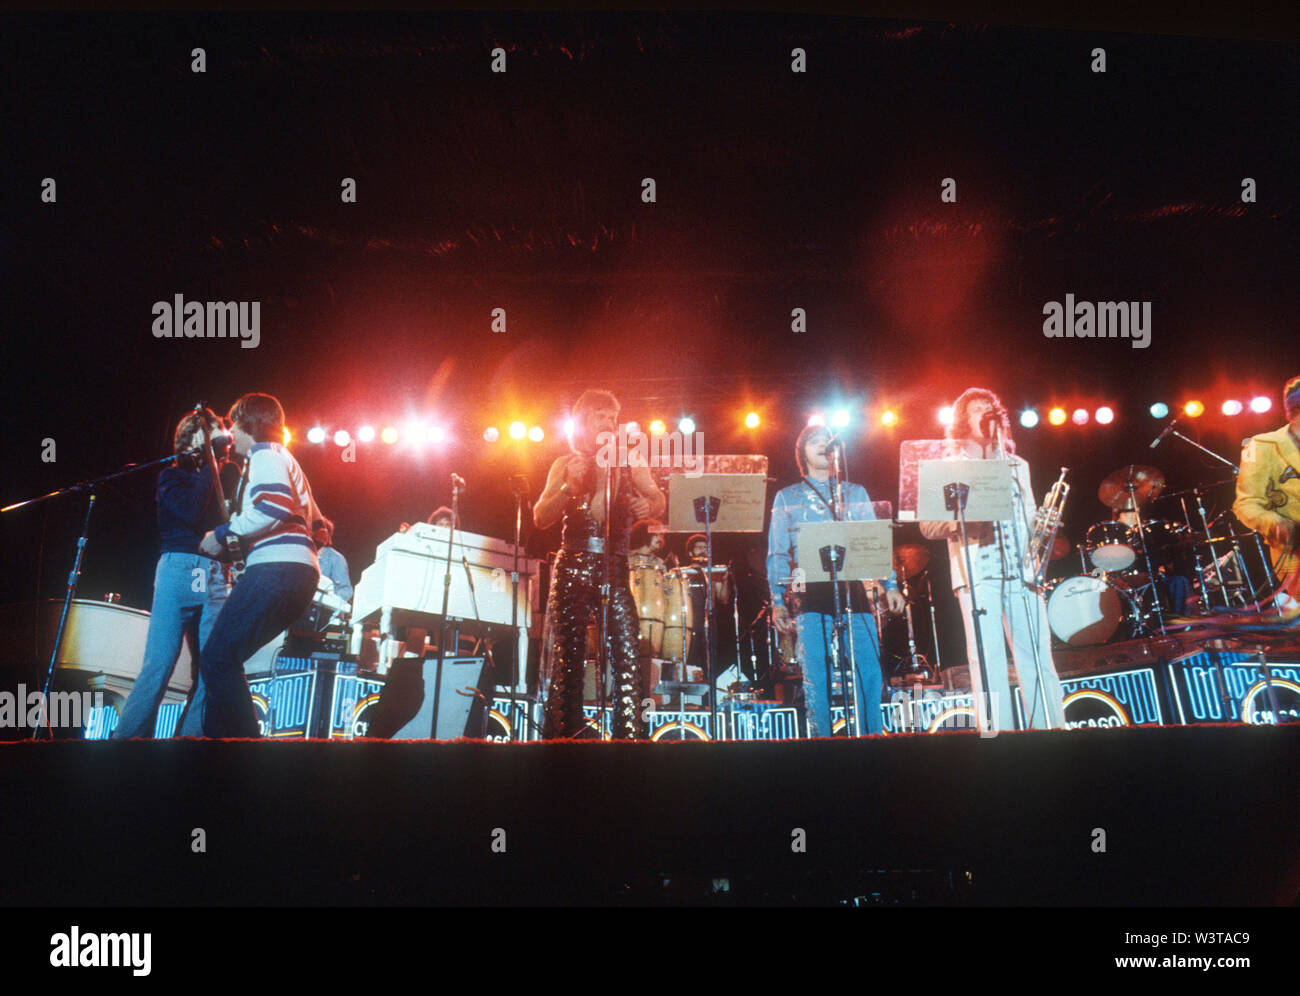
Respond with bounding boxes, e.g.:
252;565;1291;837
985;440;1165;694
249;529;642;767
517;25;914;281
893;543;931;579
1050;533;1072;562
1098;464;1165;509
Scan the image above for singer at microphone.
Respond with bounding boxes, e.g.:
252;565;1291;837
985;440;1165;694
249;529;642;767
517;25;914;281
1149;418;1178;450
450;472;467;490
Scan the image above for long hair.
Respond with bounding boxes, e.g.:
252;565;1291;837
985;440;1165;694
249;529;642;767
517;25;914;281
946;387;1015;454
173;407;221;461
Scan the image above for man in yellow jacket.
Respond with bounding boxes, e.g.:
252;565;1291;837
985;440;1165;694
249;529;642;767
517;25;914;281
1234;375;1300;597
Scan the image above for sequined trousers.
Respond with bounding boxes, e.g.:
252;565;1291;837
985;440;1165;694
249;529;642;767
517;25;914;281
544;549;644;739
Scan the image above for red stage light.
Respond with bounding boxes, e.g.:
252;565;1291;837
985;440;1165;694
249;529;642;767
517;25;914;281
380;426;398;445
483;426;500;443
1072;409;1089;426
333;429;351;447
1048;408;1067;426
357;425;376;443
808;414;826;427
1184;400;1205;418
1221;400;1243;416
1250;396;1272;413
1095;407;1114;425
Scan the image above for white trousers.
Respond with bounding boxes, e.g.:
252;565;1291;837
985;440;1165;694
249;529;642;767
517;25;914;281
956;577;1066;731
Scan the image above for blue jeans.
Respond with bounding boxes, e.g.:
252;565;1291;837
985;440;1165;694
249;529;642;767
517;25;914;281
113;553;230;738
198;561;319;737
797;610;884;736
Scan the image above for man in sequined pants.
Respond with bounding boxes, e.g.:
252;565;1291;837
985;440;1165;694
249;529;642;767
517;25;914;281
534;390;665;739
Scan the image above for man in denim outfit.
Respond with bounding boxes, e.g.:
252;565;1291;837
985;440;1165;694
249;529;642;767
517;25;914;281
767;424;904;736
113;408;234;738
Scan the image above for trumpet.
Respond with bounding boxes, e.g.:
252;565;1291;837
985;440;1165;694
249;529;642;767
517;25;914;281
1028;467;1069;583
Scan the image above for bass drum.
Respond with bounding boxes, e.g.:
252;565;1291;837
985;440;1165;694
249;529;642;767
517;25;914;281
1045;574;1141;647
660;568;695;664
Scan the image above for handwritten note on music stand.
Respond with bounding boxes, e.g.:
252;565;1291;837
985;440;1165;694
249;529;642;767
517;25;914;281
666;473;767;533
917;459;1016;524
796;520;894;582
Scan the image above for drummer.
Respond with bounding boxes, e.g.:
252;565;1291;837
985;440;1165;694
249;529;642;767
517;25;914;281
1110;502;1192;613
630;518;667;566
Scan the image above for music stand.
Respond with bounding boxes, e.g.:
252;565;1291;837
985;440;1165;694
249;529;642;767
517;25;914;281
667;472;766;739
916;457;1017;732
796;519;895;736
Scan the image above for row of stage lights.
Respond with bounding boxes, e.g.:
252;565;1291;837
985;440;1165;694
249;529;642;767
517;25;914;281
289;396;1278;447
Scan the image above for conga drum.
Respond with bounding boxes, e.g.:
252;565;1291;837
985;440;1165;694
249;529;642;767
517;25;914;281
661;568;695;665
628;557;667;658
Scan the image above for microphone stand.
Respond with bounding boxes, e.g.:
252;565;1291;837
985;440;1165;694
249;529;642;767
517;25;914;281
597;465;613;738
994;426;1055;729
437;478;462;675
825;444;856;737
4;451;189;740
946;480;993;732
508;476;528;742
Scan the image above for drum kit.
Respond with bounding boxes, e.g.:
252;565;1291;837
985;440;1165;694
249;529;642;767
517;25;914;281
1044;463;1276;647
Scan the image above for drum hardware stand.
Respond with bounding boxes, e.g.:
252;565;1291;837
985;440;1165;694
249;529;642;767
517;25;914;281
1190;488;1232;610
923;572;943;674
944;482;994;730
1163;428;1278;614
1176;492;1215;613
4;449;195;740
894;566;937;684
1124;480;1167;635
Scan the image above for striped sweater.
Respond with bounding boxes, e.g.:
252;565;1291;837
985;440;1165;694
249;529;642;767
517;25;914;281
215;442;321;570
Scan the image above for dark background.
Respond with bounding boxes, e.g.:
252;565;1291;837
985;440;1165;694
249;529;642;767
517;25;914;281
2;12;1295;671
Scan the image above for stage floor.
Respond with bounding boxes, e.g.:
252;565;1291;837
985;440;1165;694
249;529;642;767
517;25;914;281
2;725;1298;905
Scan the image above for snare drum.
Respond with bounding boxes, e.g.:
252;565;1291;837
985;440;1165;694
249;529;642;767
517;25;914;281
1086;521;1138;572
661;568;695;663
1045;574;1141;646
628;558;667;657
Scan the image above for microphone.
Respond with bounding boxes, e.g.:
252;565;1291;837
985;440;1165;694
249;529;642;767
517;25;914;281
979;411;999;439
451;473;467;491
1149;419;1178;450
509;474;530;498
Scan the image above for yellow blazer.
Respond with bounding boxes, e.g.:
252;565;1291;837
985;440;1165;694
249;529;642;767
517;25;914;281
1234;426;1300;579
